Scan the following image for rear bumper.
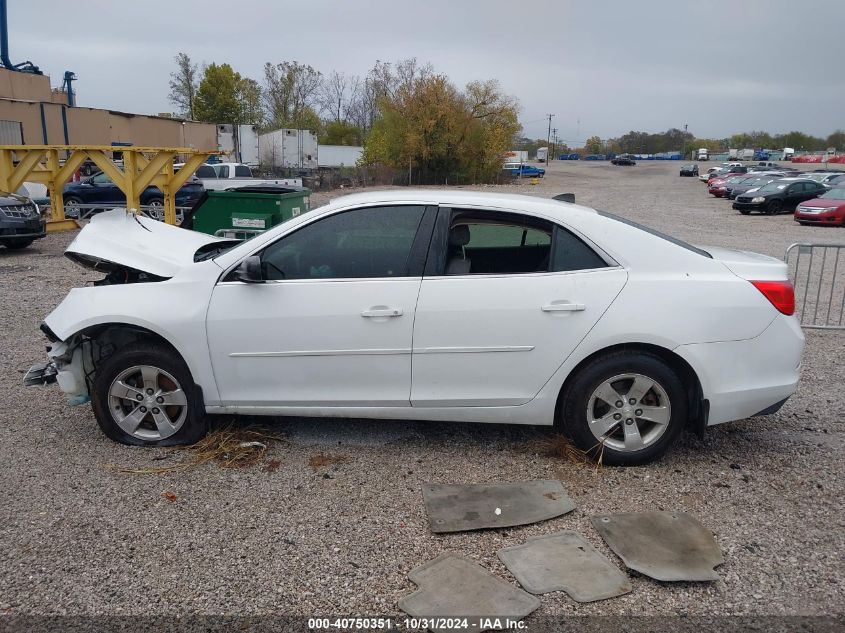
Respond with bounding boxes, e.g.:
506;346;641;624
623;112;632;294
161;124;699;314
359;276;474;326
675;315;804;426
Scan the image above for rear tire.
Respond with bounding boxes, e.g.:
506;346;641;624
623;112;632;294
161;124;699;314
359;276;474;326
91;342;207;446
557;352;687;466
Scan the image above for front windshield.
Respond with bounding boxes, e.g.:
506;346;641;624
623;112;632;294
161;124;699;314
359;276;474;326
820;188;845;200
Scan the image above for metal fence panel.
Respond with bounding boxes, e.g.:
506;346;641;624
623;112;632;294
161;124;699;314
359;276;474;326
785;243;845;329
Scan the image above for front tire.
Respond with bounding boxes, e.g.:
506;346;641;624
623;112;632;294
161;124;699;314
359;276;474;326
558;352;687;466
766;200;782;215
91;343;207;446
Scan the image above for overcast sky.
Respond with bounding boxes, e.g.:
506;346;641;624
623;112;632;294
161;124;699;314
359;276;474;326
10;0;844;143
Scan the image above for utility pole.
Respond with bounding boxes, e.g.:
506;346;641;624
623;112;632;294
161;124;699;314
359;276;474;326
683;123;688;160
551;127;557;163
546;114;554;163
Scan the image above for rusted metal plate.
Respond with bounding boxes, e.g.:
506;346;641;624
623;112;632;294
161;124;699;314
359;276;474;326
498;531;631;601
591;511;724;581
398;553;540;632
422;480;576;533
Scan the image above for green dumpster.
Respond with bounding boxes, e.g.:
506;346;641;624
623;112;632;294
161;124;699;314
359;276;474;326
186;186;311;239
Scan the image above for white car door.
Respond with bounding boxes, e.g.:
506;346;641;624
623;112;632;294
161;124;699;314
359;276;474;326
206;205;433;408
411;207;627;407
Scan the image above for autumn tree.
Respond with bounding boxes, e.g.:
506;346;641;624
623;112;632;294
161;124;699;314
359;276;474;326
168;52;198;119
238;77;264;126
362;72;520;184
263;61;322;130
584;135;604;154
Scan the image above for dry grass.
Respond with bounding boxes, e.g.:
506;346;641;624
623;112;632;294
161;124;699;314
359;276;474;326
539;433;605;469
111;424;286;475
307;453;348;471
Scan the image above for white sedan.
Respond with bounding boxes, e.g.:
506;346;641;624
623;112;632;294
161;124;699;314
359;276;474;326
29;190;804;465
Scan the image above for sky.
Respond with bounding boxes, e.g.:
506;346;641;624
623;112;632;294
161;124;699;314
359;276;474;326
9;0;844;144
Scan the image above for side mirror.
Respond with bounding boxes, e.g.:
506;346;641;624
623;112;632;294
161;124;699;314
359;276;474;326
234;255;264;283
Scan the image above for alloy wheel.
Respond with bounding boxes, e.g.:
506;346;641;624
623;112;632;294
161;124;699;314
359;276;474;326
585;373;672;452
108;365;188;440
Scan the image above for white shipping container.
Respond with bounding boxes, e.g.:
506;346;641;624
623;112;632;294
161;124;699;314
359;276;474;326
318;144;363;167
258;128;318;169
217;124;260;166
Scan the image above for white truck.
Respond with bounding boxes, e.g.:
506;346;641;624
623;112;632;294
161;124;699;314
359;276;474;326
178;162;302;190
782;147;795;161
697;148;709;161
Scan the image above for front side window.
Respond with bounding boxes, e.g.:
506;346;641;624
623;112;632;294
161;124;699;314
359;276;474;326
260;205;426;280
92;172;112;185
234;165;252;177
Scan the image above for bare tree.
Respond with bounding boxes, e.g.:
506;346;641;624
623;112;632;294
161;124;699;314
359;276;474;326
168;52;198;119
319;70;355;122
347;58;432;132
262;61;322;129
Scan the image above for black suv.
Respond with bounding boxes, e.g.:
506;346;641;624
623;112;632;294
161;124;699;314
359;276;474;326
0;193;45;249
732;179;828;215
611;154;636;166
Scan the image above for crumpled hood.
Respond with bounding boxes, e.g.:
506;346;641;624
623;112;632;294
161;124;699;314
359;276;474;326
65;209;230;278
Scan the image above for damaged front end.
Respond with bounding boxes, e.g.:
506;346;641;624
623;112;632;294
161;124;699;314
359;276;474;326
23;327;94;405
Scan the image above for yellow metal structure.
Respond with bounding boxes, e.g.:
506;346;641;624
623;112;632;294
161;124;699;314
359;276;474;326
0;145;218;230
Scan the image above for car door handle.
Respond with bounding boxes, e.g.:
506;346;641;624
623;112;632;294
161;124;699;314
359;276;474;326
541;301;586;312
361;307;403;318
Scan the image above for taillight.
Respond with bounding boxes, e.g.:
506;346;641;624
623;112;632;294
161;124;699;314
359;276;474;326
750;280;795;315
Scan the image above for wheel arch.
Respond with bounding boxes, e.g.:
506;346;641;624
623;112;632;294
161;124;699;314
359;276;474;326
73;322;207;404
555;342;706;435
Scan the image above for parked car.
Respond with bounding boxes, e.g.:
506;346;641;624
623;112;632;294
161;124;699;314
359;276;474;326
26;190;804;466
796;171;845;187
0;191;44;250
825;174;845;187
794;187;845;226
699;167;720;182
63;172;205;218
707;169;747;186
709;175;754;198
611;155;636;166
503;162;546;178
178;162;302;191
732;178;828;215
726;175;785;200
679;164;699;177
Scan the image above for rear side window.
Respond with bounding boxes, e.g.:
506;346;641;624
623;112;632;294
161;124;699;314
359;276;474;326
234;165;252;177
597;211;712;258
440;209;608;275
195;165;216;178
216;165;230;178
552;227;608;271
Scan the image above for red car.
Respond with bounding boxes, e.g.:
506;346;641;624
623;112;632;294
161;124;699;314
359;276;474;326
709;175;753;198
794;186;845;226
707;170;745;186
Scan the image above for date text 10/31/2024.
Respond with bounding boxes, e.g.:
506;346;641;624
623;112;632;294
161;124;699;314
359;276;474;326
308;617;529;630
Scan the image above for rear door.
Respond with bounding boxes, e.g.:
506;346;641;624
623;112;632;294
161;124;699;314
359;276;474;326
410;207;627;407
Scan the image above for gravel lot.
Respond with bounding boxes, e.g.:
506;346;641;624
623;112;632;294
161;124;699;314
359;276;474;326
1;161;842;624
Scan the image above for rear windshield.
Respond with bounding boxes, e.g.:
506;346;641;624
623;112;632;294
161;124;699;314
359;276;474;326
597;211;712;258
